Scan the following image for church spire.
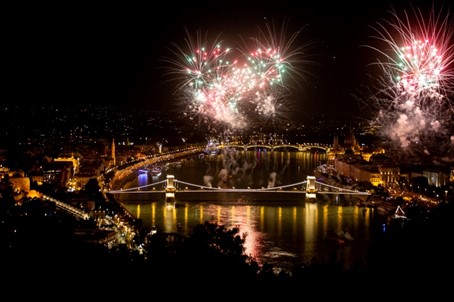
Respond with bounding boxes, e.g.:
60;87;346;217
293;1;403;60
111;138;116;166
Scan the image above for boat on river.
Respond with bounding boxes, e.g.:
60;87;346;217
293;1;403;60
391;205;407;220
387;205;410;228
149;166;162;177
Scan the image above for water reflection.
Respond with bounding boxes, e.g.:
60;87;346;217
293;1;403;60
119;150;378;271
123;200;378;271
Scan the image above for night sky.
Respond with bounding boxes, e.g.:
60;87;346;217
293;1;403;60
5;0;447;119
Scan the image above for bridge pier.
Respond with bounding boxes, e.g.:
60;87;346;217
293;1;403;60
165;175;176;204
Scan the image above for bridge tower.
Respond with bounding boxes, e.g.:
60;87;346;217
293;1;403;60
306;175;317;198
165;175;177;204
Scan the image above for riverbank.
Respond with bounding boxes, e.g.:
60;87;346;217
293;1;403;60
108;147;204;190
313;164;369;205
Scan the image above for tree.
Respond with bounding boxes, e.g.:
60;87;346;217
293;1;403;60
84;178;101;195
145;221;260;286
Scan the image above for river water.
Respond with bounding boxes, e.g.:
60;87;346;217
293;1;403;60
117;149;386;272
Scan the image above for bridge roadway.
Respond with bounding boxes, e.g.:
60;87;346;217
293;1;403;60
107;175;370;202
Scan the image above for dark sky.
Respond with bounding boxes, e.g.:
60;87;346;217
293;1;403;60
5;0;445;119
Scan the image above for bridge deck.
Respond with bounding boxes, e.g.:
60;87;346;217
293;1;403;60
110;189;369;203
111;190;306;202
108;176;370;202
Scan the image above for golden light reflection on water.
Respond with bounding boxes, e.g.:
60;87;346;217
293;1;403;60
322;204;328;237
199;205;203;224
183;204;188;233
292;207;297;236
354;205;359;231
151;202;156;227
163;204;176;233
260;206;264;229
129;199;375;269
338;205;343;233
277;207;282;236
304;203;317;257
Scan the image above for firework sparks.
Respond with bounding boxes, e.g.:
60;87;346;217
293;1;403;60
162;19;313;132
364;3;454;162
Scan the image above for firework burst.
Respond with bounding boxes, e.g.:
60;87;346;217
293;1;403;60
364;3;454;163
162;19;314;133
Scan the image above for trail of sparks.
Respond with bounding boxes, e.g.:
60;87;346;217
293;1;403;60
365;3;454;163
163;19;313;133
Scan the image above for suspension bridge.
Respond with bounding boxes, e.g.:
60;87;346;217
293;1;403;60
107;175;371;202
